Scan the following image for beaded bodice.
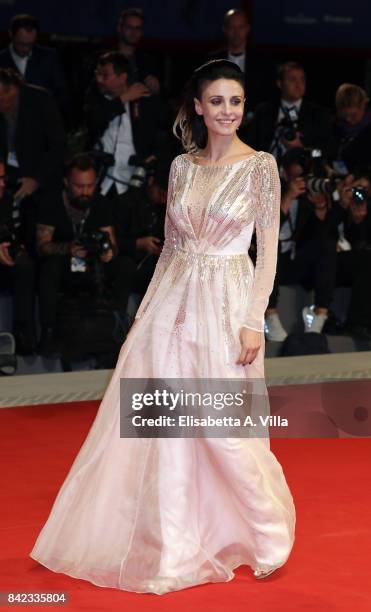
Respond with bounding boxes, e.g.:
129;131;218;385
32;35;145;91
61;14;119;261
135;151;281;333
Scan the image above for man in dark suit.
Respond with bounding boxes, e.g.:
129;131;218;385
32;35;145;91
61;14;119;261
247;61;335;162
84;51;162;198
0;14;68;112
207;8;275;114
0;68;65;200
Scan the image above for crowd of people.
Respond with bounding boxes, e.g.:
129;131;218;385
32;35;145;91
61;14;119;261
0;8;371;366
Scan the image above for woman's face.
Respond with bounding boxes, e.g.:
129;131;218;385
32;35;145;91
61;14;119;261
194;78;245;137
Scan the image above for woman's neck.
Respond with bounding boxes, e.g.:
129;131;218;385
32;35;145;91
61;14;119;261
199;133;242;163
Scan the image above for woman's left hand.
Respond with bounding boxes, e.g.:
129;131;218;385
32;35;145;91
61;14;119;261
236;327;262;366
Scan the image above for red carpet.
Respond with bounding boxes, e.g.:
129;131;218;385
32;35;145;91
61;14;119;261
1;395;370;611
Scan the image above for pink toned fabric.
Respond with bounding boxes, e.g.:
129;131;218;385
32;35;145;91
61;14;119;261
30;152;296;595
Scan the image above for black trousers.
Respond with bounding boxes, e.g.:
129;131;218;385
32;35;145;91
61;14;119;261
336;249;371;327
0;252;35;328
38;254;137;328
268;238;337;310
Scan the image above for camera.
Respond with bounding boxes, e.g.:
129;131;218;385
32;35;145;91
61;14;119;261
0;225;22;261
278;107;299;141
76;230;112;256
128;155;157;188
89;149;156;190
87;150;115;176
286;148;342;197
350;186;370;207
72;230;113;293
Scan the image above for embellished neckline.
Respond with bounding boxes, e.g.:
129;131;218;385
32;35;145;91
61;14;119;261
182;151;263;169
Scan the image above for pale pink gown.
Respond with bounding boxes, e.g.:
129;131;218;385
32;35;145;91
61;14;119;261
30;151;296;595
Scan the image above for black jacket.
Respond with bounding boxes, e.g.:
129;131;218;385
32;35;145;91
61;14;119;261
333;201;371;248
84;82;163;158
247;99;336;159
280;192;339;253
0;45;67;109
0;84;65;189
0;189;35;250
339;122;371;172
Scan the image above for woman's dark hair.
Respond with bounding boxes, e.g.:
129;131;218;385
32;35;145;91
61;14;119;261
173;59;245;152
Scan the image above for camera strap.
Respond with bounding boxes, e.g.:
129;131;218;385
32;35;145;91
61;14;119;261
280;199;298;260
72;216;88;240
64;193;90;240
10;196;22;235
112;113;123;159
270;104;299;161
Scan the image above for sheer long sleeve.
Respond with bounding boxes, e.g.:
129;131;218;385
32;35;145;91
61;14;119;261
134;159;178;321
241;153;281;333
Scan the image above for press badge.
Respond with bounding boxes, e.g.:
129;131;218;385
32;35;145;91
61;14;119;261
71;256;87;272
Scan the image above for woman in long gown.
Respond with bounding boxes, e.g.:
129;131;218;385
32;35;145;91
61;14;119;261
30;60;296;595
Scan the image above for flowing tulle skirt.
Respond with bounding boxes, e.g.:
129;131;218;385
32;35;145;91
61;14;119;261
30;251;296;595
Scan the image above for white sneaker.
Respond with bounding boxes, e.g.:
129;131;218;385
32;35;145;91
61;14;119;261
302;305;328;333
264;313;288;341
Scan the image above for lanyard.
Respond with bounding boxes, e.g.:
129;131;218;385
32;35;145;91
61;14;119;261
72;215;89;240
63;191;90;240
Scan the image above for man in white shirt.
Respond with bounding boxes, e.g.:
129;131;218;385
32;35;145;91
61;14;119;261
85;52;161;198
269;63;306;160
8;15;38;76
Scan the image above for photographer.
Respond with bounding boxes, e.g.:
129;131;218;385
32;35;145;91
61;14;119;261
0;14;68;116
0;158;36;354
247;61;335;163
264;148;338;340
36;154;136;357
334;84;371;172
0;68;65;197
112;159;169;299
335;169;371;338
84;51;161;197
